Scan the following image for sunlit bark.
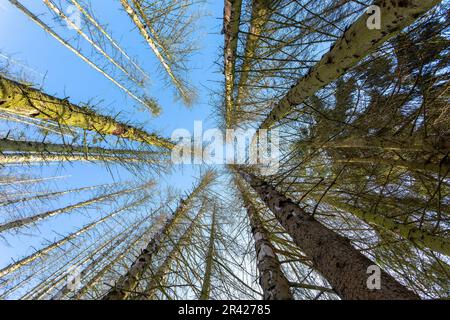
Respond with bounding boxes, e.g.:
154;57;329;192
0;75;174;149
260;0;442;129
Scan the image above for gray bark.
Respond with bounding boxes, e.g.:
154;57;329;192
237;168;419;300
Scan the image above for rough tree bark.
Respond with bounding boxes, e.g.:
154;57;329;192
223;0;242;127
237;168;419;300
236;176;293;300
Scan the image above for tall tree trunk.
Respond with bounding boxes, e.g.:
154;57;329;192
0;194;150;278
237;168;419;299
49;235;127;300
8;0;153;111
0;75;173;149
336;157;449;174
0;138;167;158
236;176;293;300
199;206;216;300
0;182;153;233
315;136;424;152
332;191;449;216
235;0;276;113
141;206;205;300
103;200;191;300
120;0;190;105
0;174;67;186
103;171;215;299
223;0;242;127
0;139;166;166
22;220;133;300
0;153;159;165
0;183;108;208
130;0;174;63
42;217;145;300
260;0;442;129
72;218;151;300
319;196;450;256
43;0;143;86
23;235;110;300
0;110;76;136
69;0;149;81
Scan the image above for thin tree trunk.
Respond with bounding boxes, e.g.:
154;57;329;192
199;206;216;300
260;0;442;129
69;0;149;81
51;217;152;300
0;194;150;278
103;201;190;300
336;191;449;216
0;153;150;165
38;218;142;300
237;168;419;299
236;0;276;113
0;183;107;208
120;0;190;105
336;157;449;174
130;0;174;63
23;234;110;300
0;75;174;149
142;206;206;300
315;136;424;152
43;0;143;86
0;138;167;157
0;139;166;166
0;110;75;136
0;182;153;233
0;175;68;186
236;176;293;300
71;218;151;300
320;196;450;256
223;0;242;127
103;172;215;299
8;0;153;111
49;237;125;300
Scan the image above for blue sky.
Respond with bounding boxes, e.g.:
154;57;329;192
0;0;226;268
